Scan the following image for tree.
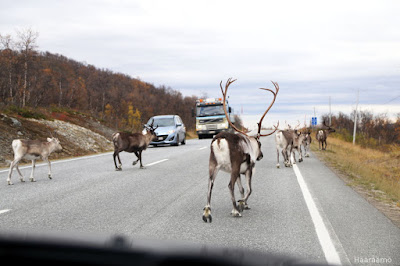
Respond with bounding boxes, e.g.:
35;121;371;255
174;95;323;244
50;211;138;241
0;33;15;104
16;28;38;107
127;104;141;132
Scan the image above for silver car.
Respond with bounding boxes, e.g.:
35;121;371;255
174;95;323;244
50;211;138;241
147;115;186;146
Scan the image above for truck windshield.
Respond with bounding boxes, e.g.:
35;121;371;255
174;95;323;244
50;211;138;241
196;105;225;117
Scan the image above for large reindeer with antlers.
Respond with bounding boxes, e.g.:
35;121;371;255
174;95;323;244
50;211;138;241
202;78;279;223
316;120;335;150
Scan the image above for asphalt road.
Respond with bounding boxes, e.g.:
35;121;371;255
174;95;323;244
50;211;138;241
0;136;399;265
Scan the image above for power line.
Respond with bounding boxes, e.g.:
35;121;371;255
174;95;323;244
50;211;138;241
382;95;400;105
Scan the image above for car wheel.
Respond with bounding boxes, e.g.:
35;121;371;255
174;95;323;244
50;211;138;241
172;135;179;146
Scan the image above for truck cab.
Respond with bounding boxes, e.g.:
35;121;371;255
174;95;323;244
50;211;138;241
194;98;234;139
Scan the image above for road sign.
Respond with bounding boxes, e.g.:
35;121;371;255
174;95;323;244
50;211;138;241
312;117;317;126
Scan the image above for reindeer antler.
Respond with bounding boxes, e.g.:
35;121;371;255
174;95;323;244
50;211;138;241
220;78;249;136
220;78;279;138
258;81;280;137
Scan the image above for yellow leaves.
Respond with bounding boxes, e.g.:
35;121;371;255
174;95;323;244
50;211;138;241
127;104;141;132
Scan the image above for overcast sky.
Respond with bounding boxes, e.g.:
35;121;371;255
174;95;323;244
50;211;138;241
1;0;399;129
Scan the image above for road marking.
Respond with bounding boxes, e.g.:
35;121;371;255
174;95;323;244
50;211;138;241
292;163;342;265
146;159;168;166
0;152;113;173
0;209;11;215
199;146;207;150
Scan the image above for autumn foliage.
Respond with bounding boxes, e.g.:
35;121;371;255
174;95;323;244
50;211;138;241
0;30;198;132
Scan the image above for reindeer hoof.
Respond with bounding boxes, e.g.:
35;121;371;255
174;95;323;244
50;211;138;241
238;200;245;213
115;168;122;171
299;158;303;163
8;181;13;185
276;164;280;168
132;161;138;165
30;178;36;182
140;166;146;169
202;207;212;223
231;210;242;217
20;179;25;183
48;175;52;179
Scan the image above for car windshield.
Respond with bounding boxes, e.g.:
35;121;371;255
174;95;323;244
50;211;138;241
149;117;175;127
196;105;225;117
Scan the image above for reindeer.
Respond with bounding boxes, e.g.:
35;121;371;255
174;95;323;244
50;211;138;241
275;129;306;168
7;137;63;185
316;120;335;150
112;122;157;170
202;78;279;222
302;128;312;157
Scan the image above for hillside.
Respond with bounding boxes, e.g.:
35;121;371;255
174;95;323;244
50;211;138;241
0;110;114;169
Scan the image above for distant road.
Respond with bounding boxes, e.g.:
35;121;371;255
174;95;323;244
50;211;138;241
1;137;399;265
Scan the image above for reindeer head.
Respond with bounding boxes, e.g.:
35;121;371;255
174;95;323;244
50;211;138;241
47;132;62;153
220;78;279;161
144;121;158;140
323;120;336;133
47;137;63;153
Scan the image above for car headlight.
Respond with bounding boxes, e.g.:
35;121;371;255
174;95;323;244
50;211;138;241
168;129;175;134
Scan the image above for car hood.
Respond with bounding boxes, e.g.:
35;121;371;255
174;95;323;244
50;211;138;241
155;126;176;135
0;230;329;266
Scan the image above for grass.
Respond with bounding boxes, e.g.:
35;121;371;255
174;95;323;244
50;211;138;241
311;135;400;207
186;130;198;140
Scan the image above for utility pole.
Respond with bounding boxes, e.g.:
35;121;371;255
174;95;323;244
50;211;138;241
352;89;359;145
329;96;332;126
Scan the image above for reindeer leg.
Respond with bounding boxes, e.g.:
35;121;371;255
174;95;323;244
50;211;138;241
283;147;289;167
298;147;303;162
241;166;253;210
276;148;280;168
236;176;246;212
113;151;122;171
139;151;145;169
29;159;36;182
203;155;219;223
132;151;140;166
7;157;22;185
229;166;241;217
292;148;296;165
45;158;52;179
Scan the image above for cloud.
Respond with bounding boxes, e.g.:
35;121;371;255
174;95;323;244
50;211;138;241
1;0;399;127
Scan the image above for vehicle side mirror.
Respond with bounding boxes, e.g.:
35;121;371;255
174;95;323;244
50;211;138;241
228;107;232;113
191;108;195;117
176;123;182;127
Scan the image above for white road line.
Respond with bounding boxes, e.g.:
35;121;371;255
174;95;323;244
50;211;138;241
145;159;168;167
199;146;207;150
0;209;11;215
292;163;342;265
0;152;113;173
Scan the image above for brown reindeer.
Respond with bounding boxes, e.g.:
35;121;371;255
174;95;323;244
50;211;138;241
202;78;279;222
112;122;157;170
316;121;335;150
